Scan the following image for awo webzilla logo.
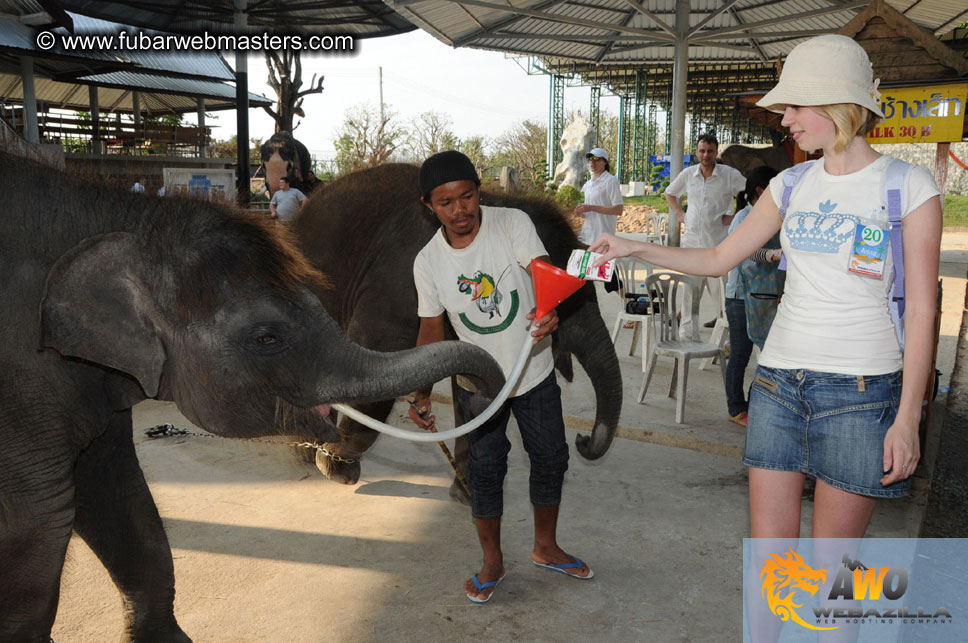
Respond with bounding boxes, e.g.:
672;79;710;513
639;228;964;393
760;548;953;630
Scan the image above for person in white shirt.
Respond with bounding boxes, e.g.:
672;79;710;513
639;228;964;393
409;150;593;605
589;34;940;551
574;147;623;245
665;134;746;336
131;177;146;193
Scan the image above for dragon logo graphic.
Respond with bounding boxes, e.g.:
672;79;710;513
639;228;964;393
760;548;838;631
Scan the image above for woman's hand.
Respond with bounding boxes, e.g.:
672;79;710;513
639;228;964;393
526;307;559;344
588;233;637;266
880;418;920;486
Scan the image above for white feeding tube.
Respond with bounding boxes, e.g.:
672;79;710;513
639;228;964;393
333;331;534;442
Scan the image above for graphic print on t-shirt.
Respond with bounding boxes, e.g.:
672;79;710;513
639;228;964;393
785;199;859;253
456;265;519;335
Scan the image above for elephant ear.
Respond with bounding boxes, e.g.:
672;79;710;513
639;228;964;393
40;232;166;397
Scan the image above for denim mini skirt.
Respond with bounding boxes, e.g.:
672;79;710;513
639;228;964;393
743;365;910;498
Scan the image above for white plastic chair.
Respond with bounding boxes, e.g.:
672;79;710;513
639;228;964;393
638;272;727;424
647;212;669;245
699;276;729;371
609;257;655;361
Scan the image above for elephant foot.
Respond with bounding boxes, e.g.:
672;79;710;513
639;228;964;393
315;449;361;485
449;477;471;506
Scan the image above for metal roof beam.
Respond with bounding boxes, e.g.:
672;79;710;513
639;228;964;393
595;8;637;63
421;0;676;42
690;0;868;41
620;0;674;36
610;40;758;56
433;0;569;48
494;31;665;43
727;6;768;65
687;0;744;38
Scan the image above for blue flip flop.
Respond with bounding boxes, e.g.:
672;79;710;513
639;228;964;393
532;555;595;580
466;573;505;604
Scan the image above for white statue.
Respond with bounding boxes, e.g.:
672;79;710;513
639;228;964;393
553;113;597;189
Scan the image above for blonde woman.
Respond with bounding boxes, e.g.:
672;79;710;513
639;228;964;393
589;34;941;542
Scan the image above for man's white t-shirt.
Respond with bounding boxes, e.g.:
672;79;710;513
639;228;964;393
759;155;940;375
414;205;554;397
666;163;746;248
578;171;624;245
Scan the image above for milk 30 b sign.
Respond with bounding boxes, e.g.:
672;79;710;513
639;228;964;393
867;83;967;144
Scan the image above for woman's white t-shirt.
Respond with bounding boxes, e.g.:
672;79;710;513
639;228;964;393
758;155;940;375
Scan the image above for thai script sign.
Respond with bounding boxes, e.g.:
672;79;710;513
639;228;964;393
867;83;966;144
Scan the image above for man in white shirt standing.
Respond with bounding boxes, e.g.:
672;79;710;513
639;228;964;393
665;133;746;337
575;147;624;245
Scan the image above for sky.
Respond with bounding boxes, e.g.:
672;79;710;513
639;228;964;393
208;29;625;166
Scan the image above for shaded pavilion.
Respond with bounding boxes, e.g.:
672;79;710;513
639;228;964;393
387;0;967;243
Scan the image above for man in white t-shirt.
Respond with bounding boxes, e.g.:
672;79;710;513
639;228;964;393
665;133;746;336
575;147;624;245
410;151;593;604
269;176;307;222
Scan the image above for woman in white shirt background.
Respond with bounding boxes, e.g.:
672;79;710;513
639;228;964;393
575;147;624;245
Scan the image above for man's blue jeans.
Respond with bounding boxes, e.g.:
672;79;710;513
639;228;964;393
457;371;569;520
725;297;755;417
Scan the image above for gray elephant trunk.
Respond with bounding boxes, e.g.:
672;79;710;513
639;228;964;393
318;340;505;406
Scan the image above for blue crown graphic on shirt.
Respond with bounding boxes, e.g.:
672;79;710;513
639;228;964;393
784;210;858;253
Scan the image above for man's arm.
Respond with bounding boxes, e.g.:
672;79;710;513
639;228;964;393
576;203;624;216
665;193;686;221
269;194;278;219
409;314;446;428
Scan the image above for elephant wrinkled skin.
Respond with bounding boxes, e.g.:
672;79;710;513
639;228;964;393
0;152;504;642
291;163;623;493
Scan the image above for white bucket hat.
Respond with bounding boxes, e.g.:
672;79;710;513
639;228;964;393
756;34;883;118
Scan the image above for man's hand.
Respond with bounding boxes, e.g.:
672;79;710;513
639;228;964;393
408;394;435;430
526;307;559;344
574;203;590;218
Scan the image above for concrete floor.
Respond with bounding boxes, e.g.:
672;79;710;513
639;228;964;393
51;233;968;643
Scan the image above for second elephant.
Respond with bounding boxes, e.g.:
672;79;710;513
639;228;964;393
291;163;623;495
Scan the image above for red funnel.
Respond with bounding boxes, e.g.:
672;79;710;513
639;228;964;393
531;259;585;320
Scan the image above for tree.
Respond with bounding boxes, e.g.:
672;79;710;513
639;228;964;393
405;111;459;161
458;135;492;179
262;50;324;133
208;135;262;164
333;103;405;175
493;119;548;189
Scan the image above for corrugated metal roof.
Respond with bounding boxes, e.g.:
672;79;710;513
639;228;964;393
387;0;968;68
0;71;271;113
43;0;416;39
0;11;234;81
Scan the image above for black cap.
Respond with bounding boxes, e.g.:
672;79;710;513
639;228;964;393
419;150;480;199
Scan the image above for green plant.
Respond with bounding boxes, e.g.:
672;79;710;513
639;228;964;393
555;184;583;210
943;194;968;228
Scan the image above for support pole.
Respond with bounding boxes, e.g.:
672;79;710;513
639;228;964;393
88;84;101;154
197;98;207;158
589;85;601;146
616;95;625;183
668;0;689;247
235;0;250;204
20;56;39;144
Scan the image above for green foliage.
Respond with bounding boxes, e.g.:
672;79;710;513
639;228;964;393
333;103;404;175
943;195;968;228
622;194;669;213
555;184;583;209
492;119;548;190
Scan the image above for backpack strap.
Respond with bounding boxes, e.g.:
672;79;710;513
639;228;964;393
776;160;816;270
884;158;910;319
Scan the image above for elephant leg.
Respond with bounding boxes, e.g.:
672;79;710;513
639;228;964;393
72;411;190;643
0;427;76;642
315;399;393;485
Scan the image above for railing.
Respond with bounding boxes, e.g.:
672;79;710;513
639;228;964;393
3;109;210;158
0;116;62;166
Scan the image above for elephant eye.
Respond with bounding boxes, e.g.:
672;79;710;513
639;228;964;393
244;325;290;355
